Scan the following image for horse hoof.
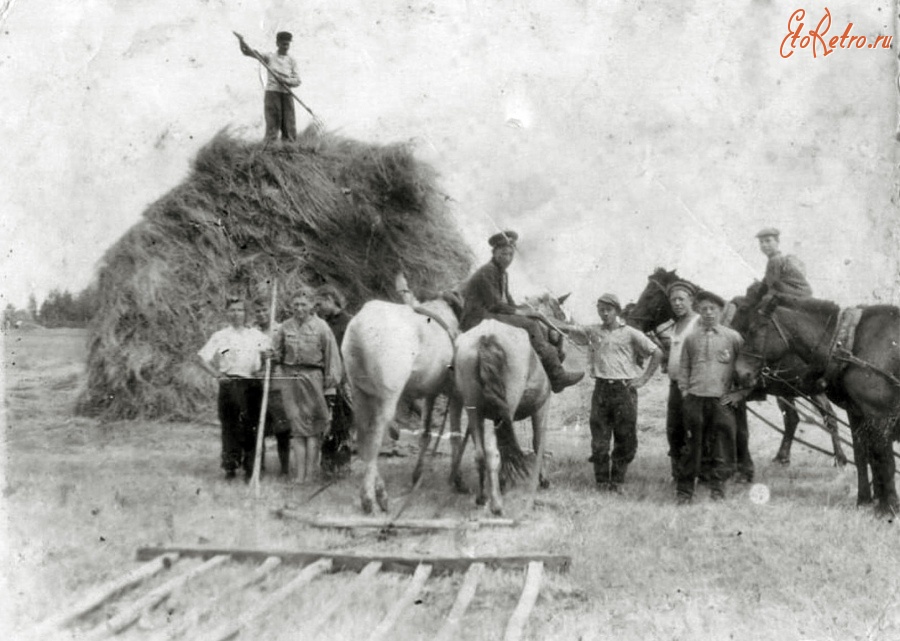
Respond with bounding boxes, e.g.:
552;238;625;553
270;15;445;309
451;477;469;494
773;456;790;467
475;495;487;507
491;506;503;517
376;488;389;513
539;477;551;490
361;497;374;514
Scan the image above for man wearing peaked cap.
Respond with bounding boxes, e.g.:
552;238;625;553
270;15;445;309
460;230;584;393
557;292;662;492
755;228;812;297
675;288;744;504
239;31;302;141
663;279;700;480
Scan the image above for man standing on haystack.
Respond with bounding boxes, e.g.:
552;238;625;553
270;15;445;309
197;297;272;480
459;230;584;393
239;31;301;142
756;227;813;297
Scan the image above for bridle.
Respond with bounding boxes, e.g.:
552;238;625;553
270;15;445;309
739;307;793;384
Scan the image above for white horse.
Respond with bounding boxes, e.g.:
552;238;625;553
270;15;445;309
454;319;552;516
341;294;464;513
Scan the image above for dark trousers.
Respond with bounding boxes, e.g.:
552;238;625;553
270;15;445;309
264;91;296;141
491;314;564;369
676;395;736;498
218;378;262;475
590;379;638;485
261;387;291;475
321;389;353;474
666;381;687;476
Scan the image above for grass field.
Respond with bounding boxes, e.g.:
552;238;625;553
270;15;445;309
2;328;899;640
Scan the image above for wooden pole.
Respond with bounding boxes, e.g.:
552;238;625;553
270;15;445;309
304;561;382;638
366;563;433;641
503;561;544;641
275;511;516;531
434;562;485;641
196;558;332;641
145;556;282;641
82;555;229;640
250;279;278;497
32;553;179;638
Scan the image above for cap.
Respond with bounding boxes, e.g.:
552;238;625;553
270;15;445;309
695;290;726;308
276;31;293;42
596;293;622;311
666;281;697;297
755;227;780;239
488;230;518;248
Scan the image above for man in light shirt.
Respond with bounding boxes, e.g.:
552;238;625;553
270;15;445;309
239;31;302;141
560;293;662;492
676;290;744;503
197;297;272;480
663;281;700;480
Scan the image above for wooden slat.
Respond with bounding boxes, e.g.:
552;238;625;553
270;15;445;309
434;562;485;641
196;557;332;641
276;511;517;531
366;563;433;641
304;561;382;638
503;561;544;641
83;555;229;640
145;556;282;641
136;546;570;575
32;552;180;637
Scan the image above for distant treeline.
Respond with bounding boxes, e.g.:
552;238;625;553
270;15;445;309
4;287;98;329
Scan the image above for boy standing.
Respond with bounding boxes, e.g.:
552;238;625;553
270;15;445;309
239;31;302;141
676;290;744;503
561;294;662;492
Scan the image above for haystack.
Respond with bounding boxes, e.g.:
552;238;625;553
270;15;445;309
77;127;473;421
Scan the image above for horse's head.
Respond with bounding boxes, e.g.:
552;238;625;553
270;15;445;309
523;292;571;322
734;294;790;388
440;289;465;322
626;268;682;332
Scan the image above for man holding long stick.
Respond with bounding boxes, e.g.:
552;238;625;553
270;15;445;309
238;31;302;141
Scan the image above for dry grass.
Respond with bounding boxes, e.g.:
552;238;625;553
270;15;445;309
77;128;473;422
3;330;900;640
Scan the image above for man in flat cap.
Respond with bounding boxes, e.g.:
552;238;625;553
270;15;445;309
663;280;700;480
459;230;584;393
756;228;812;297
675;290;744;503
239;31;302;141
558;293;662;491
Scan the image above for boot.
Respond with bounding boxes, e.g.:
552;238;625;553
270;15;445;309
538;346;584;392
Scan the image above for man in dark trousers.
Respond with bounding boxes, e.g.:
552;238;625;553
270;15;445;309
315;284;353;474
459;230;584;393
239;31;302;141
676;290;744;503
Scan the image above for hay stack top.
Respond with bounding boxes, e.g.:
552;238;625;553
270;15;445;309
79;128;473;421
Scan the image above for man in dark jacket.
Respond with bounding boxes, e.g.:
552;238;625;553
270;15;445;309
459;230;584;393
315;284;354;474
756;227;813;297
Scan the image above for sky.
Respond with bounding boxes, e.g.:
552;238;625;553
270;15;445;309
1;0;898;322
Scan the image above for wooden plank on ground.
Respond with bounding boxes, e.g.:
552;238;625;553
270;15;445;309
196;557;332;641
145;556;282;641
305;561;382;638
136;546;570;575
366;563;433;641
276;511;517;531
83;555;229;640
503;561;544;641
32;552;180;638
434;562;485;641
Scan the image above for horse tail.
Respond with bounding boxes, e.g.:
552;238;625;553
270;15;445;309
476;335;529;485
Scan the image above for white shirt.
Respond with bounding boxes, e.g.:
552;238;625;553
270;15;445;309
198;326;271;378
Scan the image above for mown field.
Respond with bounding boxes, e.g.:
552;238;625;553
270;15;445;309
2;328;899;640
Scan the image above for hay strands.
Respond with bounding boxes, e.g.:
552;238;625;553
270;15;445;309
232;31;324;128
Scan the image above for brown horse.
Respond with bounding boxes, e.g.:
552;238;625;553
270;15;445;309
453;319;552;516
734;293;900;515
628;268;848;467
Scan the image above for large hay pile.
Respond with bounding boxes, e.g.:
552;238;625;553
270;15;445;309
78;128;473;421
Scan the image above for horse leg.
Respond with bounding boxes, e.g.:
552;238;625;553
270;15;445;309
847;411;873;506
447;393;468;493
471;411;487;507
531;402;550;490
774;397;797;466
356;390;395;514
483;419;503;516
812;394;848;467
867;418;899;517
412;395;436;485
